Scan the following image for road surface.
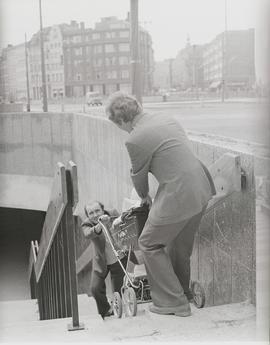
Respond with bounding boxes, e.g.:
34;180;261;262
29;100;269;146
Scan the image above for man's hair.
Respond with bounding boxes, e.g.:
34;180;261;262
105;91;142;125
84;200;105;218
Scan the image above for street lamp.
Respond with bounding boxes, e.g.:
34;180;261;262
39;0;48;112
24;33;31;112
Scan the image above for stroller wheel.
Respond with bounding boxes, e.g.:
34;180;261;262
112;292;123;318
191;281;205;308
123;287;137;316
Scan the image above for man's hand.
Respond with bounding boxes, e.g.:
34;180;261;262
140;194;152;208
99;214;110;224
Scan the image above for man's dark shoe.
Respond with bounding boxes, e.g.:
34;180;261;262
185;290;194;303
101;307;114;319
149;303;191;317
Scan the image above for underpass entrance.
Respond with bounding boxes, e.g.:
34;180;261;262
0;207;45;301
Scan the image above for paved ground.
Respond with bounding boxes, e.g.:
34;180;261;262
0;294;257;343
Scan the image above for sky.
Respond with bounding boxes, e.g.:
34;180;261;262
0;0;269;81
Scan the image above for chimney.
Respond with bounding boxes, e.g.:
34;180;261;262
70;20;78;27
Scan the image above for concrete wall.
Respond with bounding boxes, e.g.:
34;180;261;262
0;112;73;177
0;112;260;306
0;103;23;113
71;114;256;306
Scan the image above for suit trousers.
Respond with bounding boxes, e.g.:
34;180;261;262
90;256;127;317
138;207;206;308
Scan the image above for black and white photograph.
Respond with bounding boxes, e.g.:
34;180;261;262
0;0;269;344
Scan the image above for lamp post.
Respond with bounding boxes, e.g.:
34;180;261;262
39;0;48;112
130;0;142;104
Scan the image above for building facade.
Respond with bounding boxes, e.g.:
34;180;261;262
172;38;204;90
62;17;154;97
0;43;27;102
153;38;204;92
203;28;255;91
28;25;65;100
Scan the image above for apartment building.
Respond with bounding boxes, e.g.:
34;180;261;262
62;17;154;97
28;25;65;100
0;43;27;101
203;28;255;90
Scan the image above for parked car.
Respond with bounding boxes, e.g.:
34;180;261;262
86;91;103;106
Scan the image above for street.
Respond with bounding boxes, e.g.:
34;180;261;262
29;99;269;146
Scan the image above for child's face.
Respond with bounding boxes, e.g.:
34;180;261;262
85;202;104;223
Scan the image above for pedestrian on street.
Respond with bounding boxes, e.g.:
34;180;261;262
105;92;216;317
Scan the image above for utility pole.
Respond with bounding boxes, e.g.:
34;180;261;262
221;0;227;102
39;0;48;112
24;34;31;112
169;58;173;90
192;45;199;100
130;0;142;104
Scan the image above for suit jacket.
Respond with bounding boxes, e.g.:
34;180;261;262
125;113;216;226
81;209;119;275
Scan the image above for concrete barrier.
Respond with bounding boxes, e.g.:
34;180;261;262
0;112;263;306
0;112;73;177
0;103;24;113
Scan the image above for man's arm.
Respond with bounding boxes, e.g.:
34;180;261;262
125;141;151;199
81;219;102;239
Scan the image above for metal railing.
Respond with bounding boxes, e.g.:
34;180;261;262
28;161;84;331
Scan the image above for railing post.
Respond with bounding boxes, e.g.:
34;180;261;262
66;161;84;331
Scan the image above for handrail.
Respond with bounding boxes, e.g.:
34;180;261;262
28;161;84;331
28;241;37;282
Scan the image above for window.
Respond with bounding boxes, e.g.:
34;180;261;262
93;45;102;54
119;43;129;52
105;31;116;39
86;46;91;54
107;70;117;79
93;58;103;67
119;56;129;65
119;31;129;38
74;35;82;43
121;70;129;79
105;57;117;66
95;72;102;80
74;47;83;56
105;44;115;53
92;32;100;40
74;60;83;67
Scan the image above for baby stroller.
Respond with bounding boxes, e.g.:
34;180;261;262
98;204;205;318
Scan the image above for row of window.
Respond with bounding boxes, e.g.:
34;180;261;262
30;61;63;73
72;56;130;67
70;69;129;81
31;73;64;83
66;30;129;43
70;43;130;56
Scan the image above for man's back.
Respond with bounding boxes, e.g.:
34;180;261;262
126;113;212;225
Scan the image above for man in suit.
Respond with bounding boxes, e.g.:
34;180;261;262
106;92;216;317
81;200;127;319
